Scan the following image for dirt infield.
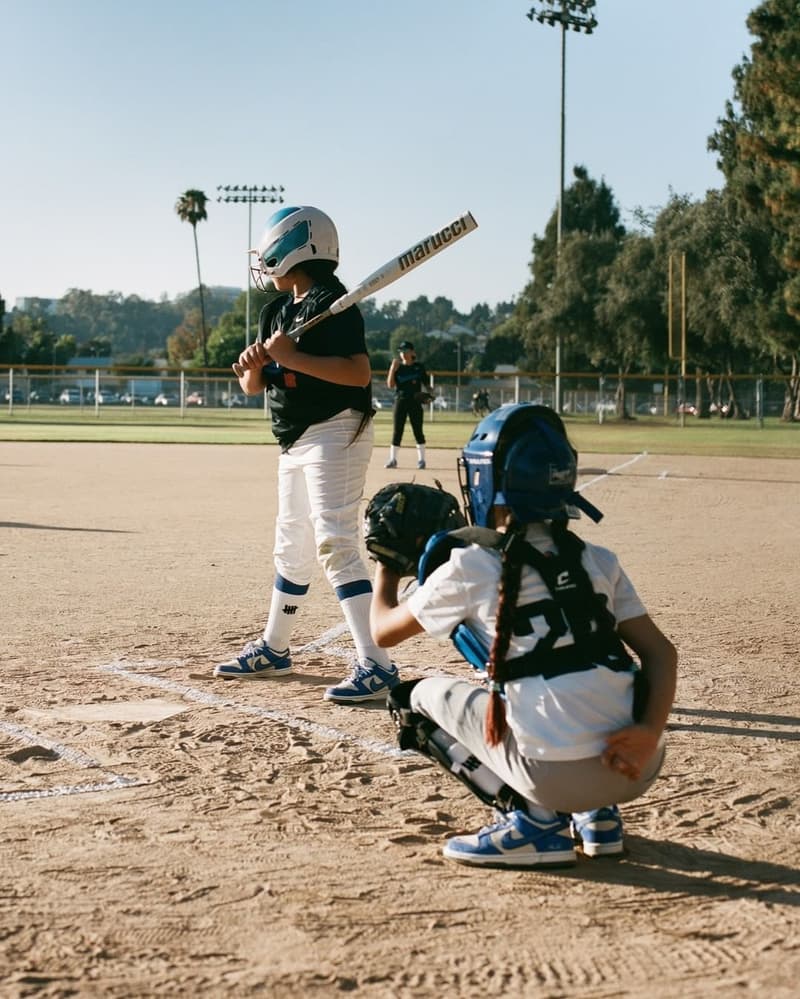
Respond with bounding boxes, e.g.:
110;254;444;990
1;441;798;998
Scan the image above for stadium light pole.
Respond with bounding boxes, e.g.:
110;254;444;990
217;185;285;347
527;1;597;413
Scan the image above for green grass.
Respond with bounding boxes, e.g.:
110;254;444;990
1;405;799;457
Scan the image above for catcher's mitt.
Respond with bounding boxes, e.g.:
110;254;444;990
414;390;434;404
364;481;466;576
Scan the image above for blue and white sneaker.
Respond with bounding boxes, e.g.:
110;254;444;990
213;640;292;680
442;810;576;868
323;659;399;703
570;805;624;856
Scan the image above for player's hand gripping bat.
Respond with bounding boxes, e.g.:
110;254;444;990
232;211;478;376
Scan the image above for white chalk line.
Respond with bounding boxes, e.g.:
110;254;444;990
0;719;141;803
577;451;649;493
100;660;406;761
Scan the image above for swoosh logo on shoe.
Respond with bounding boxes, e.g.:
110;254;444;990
366;675;388;693
496;827;532;851
249;656;276;671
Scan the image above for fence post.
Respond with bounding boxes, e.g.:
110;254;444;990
597;375;604;425
756;376;763;428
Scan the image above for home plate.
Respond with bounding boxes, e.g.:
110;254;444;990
28;698;188;724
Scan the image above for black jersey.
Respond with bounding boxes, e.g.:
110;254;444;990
258;286;373;450
394;361;429;400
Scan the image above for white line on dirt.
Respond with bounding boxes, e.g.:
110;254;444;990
100;660;406;760
0;719;141;803
577;451;648;492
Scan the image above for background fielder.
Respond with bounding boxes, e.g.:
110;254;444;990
385;340;432;470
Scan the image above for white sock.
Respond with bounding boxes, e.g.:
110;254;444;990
524;804;560;823
262;577;309;652
416;444;426;462
337;588;392;668
389;445;398;462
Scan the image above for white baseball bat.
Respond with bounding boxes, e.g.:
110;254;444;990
232;210;478;376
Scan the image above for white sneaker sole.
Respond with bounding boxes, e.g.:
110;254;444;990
213;665;293;680
578;840;624;857
323;688;391;703
442;845;576;868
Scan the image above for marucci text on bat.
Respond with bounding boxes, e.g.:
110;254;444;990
397;214;475;272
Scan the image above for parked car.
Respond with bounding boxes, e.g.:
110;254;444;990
4;388;25;403
59;388;84;404
432;396;449;410
120;392;153;405
154;392;180;406
220;392;245;408
676;402;697;416
28;388;54;403
595;400;617;413
91;389;120;405
185;391;204;406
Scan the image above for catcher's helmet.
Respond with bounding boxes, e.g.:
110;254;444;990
458;403;603;527
250;206;339;287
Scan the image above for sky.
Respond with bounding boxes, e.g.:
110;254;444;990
1;0;757;316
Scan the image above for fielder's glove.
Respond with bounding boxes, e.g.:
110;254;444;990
364;481;466;577
414;390;434;404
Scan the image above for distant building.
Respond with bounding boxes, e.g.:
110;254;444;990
425;323;476;341
14;297;57;314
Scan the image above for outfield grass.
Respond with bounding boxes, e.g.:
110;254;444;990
1;405;799;457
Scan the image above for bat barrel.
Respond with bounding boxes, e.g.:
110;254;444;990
231;210;478;370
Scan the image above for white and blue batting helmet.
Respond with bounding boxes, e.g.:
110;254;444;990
251;206;339;286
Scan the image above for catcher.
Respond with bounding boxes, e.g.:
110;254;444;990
384;341;433;470
365;404;677;868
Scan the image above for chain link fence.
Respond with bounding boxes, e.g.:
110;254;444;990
2;366;796;425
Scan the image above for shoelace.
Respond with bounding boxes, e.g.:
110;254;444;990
241;640;266;657
477;811;513;835
349;661;374;682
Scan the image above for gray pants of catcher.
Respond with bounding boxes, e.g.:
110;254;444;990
410;676;665;813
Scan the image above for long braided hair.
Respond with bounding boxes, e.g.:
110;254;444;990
483;406;589;747
485;520;528;746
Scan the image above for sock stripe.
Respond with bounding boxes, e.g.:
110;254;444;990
335;579;373;601
276;575;310;596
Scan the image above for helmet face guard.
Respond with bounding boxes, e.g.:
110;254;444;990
458;404;603;527
250;205;339;287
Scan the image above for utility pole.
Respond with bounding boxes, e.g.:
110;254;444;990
217;185;285;347
526;1;597;413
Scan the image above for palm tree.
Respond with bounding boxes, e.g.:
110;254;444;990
175;189;209;367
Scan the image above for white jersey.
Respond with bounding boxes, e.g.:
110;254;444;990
406;524;647;761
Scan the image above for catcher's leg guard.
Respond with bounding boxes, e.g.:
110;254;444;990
387;680;528;813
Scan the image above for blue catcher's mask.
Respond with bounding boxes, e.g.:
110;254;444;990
457;403;603;527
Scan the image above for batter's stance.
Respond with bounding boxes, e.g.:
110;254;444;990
213;206;399;703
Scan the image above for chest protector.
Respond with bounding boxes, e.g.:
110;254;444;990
417;527;634;681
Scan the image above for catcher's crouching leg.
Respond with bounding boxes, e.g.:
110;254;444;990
387;680;528;813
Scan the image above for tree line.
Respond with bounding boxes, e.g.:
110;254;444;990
1;1;797;417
